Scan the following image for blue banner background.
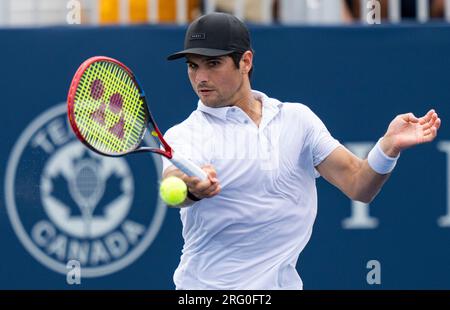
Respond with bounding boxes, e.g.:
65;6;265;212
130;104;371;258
1;24;449;289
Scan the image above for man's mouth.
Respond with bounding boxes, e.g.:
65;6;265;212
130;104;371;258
198;89;214;95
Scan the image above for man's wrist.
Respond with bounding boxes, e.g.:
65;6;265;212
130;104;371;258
368;138;400;175
187;190;202;202
379;136;401;158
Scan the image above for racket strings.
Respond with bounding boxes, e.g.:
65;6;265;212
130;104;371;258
80;62;139;149
74;61;147;154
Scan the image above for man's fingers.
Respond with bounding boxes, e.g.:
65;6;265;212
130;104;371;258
202;164;216;175
209;176;219;183
423;122;438;135
423;128;432;136
422;114;437;130
402;112;419;123
203;183;220;196
420;109;435;124
189;180;220;198
194;179;214;193
422;122;431;131
423;112;440;130
435;117;442;130
184;176;201;188
422;124;438;142
206;185;221;198
432;112;439;123
200;180;218;194
202;164;219;183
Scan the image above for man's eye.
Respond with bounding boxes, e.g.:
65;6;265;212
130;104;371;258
188;63;197;69
208;61;219;67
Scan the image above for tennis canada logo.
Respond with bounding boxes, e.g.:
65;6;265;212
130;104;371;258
5;104;166;278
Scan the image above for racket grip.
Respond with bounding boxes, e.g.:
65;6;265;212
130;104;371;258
170;151;208;180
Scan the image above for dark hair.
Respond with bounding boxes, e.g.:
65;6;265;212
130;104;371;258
229;50;254;80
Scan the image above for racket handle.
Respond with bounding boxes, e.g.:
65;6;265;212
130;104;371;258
170;151;208;180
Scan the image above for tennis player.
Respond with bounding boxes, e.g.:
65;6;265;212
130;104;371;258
162;13;441;289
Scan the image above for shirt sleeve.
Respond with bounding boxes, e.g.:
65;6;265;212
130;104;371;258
304;107;341;175
161;122;210;176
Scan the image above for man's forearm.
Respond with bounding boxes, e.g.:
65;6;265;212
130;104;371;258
351;136;401;203
352;159;391;203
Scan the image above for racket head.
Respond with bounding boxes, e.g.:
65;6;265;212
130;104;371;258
67;56;170;157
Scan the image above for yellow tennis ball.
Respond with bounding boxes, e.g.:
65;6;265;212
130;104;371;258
159;176;187;206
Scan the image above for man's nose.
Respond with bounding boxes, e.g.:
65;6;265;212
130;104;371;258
194;67;209;84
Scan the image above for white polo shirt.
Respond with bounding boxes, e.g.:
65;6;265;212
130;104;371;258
162;90;341;290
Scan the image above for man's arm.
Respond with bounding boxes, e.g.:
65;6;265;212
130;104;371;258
316;147;387;203
316;110;441;203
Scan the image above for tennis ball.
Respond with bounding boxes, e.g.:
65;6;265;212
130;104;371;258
160;176;187;206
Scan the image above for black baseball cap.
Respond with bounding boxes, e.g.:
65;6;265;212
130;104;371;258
167;13;252;61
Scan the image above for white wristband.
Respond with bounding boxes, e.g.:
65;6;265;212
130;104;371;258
367;139;400;175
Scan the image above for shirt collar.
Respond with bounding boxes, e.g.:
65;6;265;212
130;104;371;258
197;90;283;121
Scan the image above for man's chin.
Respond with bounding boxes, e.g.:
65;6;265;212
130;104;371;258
200;97;221;108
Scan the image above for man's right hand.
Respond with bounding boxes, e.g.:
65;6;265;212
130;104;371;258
163;164;221;203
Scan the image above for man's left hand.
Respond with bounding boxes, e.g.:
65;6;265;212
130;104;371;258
381;109;441;157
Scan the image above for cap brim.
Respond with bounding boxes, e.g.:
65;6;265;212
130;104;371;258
167;48;234;61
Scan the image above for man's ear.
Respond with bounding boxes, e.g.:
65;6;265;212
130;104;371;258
241;51;253;75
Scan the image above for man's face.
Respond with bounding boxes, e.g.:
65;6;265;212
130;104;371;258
186;54;244;108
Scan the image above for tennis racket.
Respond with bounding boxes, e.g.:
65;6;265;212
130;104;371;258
67;56;207;180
